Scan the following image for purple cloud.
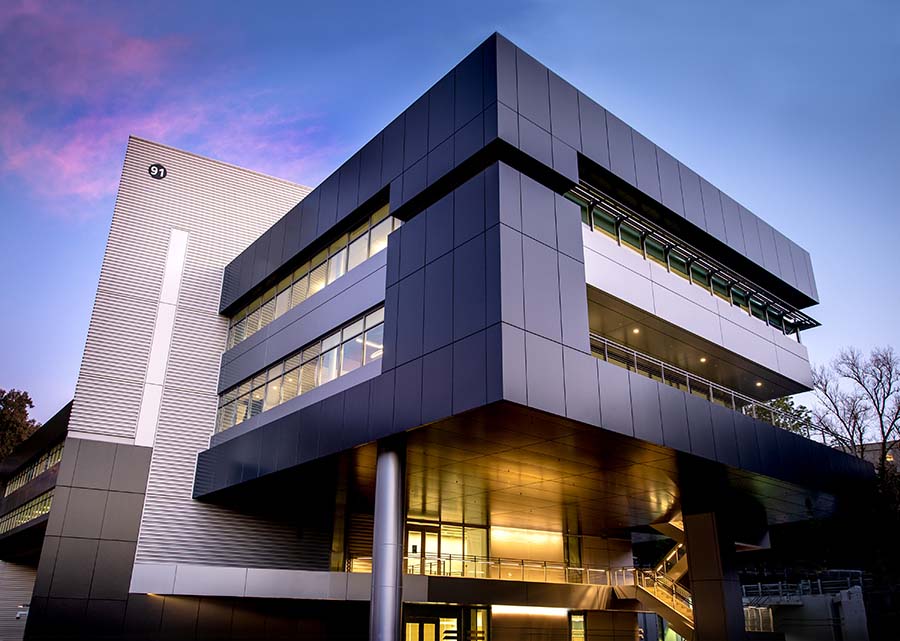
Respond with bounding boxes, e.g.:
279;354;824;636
0;1;341;218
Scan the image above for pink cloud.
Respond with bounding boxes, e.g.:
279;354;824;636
0;2;345;219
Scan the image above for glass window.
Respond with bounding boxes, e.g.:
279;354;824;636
308;261;327;297
620;222;642;251
248;386;265;418
364;324;384;364
366;308;385;328
282;367;299;402
217;306;386;430
731;286;749;311
275;287;291;319
329;234;348;253
349;221;369;241
322;331;341;352
318;347;340;385
347;235;368;271
691;263;711;288
264;377;282;411
343;319;364;341
259;296;276;327
291;275;309;307
327;247;347;284
232;317;247;345
767;309;784;331
267;363;283;381
302;343;321;364
712;275;730;300
591;207;617;237
218;402;235;432
570;613;585;641
750;297;767;321
565;193;589;225
371;203;390;225
251;372;267;390
300;360;318;394
233;395;248;425
645;236;666;264
369;218;392;256
669;251;690;278
245;308;261;336
341;335;364;375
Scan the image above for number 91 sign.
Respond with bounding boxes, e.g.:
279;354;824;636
148;163;167;180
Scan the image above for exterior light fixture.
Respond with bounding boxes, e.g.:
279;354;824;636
492;605;568;617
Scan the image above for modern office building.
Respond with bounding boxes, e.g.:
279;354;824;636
2;34;873;641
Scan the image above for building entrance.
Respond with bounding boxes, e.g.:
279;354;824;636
404;606;488;641
405;616;458;641
406;525;440;574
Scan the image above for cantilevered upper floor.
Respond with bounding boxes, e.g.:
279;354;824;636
218;33;818;324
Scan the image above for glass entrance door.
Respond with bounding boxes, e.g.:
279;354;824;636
405;617;458;641
406;526;439;575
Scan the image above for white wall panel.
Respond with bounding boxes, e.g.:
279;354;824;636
70;137;312;570
0;562;34;641
582;225;812;388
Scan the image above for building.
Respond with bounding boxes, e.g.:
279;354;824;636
2;34;873;641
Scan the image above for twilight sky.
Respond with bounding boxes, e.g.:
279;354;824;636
1;0;898;422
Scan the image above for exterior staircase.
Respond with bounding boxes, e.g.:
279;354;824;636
634;517;694;639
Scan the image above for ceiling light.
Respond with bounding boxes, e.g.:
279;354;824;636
632;328;640;334
755;381;763;388
699;357;707;363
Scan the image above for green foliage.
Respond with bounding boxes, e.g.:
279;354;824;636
769;396;813;437
0;389;40;460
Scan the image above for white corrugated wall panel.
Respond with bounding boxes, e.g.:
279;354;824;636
71;137;312;569
0;562;35;641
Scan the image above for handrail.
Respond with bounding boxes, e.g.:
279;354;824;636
656;543;686;575
590;333;799;430
635;569;693;615
348;553;615;585
741;576;861;598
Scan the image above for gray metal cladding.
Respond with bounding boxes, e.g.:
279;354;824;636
489;35;819;304
221;33;819;311
219;34;503;313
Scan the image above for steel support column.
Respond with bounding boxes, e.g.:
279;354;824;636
369;440;405;641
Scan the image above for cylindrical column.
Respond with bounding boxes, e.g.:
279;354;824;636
370;441;405;641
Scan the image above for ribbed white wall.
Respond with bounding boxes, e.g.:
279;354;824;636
71;137;313;568
0;562;34;641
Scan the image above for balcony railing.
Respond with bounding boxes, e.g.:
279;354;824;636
742;575;862;599
590;333;798;430
349;553;636;585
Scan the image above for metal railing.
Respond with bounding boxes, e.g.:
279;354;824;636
656;543;686;575
349;554;617;585
635;569;694;617
590;333;798;430
742;576;862;599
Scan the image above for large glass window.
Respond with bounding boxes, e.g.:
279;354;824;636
226;205;400;349
0;491;53;535
3;443;64;497
216;306;386;433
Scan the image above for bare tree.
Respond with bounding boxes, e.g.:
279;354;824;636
836;347;900;476
809;347;900;476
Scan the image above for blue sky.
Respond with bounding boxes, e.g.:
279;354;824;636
1;1;898;422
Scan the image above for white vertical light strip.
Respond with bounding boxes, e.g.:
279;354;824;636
135;229;189;447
